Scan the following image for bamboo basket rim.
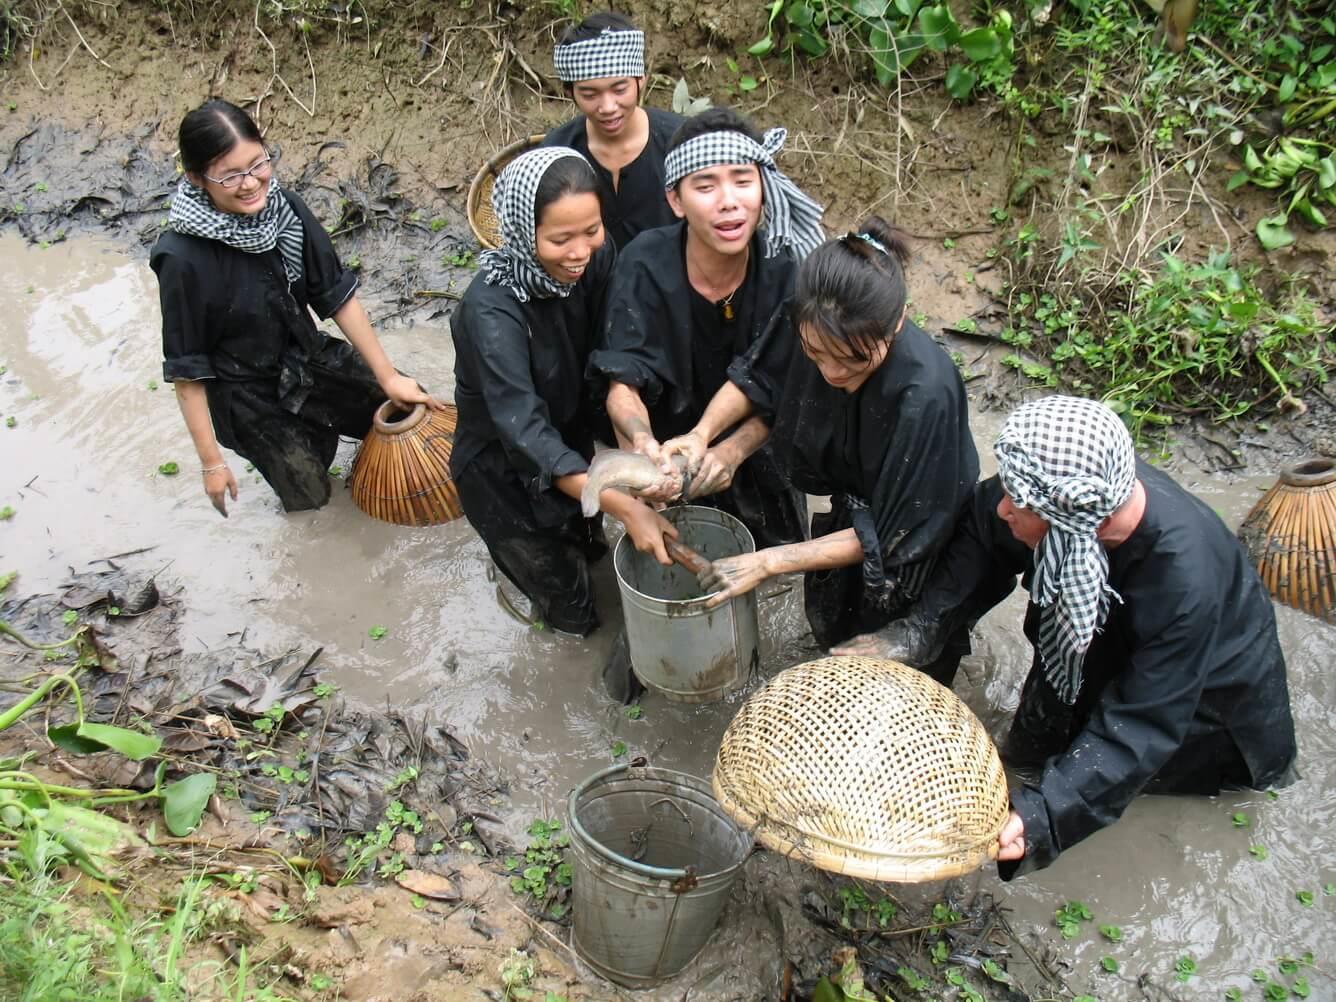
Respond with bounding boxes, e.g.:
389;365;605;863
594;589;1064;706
1281;457;1336;488
466;134;546;250
712;655;1009;883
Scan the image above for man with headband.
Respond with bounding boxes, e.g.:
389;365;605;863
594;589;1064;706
839;395;1297;877
543;12;682;249
589;107;823;553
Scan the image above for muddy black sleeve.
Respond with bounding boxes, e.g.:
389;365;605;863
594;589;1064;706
726;304;794;424
456;297;587;493
587;229;679;406
1006;574;1215;877
151;245;216;383
287;192;358;319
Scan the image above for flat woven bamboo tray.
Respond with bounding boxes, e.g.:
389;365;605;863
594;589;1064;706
467;134;545;250
713;656;1008;883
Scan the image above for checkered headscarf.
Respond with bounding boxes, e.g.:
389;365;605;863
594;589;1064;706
554;28;645;83
169;174;304;283
663;127;825;260
994;396;1137;704
479;146;591;303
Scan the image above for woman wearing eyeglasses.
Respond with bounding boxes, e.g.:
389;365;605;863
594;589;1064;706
150;98;442;515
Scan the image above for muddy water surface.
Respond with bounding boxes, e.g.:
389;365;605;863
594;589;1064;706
3;234;1333;999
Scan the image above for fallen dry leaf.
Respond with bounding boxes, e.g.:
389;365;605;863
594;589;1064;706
393;869;461;901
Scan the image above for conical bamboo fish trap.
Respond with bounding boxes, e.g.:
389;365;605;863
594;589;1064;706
349;401;463;526
1238;457;1336;623
713;656;1009;883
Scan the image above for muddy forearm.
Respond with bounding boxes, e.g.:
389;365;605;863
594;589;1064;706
761;527;862;576
606;381;655;448
693;382;756;444
713;415;770;467
173;380;225;468
332;295;397;387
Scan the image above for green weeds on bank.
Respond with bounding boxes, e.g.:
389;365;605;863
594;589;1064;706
503;817;572;920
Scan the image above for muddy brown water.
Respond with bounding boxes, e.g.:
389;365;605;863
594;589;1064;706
2;233;1333;1000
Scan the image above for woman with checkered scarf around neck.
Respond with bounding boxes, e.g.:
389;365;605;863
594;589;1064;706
450;147;675;638
588;106;824;555
541;11;683;249
839;395;1298;879
151;99;443;515
658;219;980;688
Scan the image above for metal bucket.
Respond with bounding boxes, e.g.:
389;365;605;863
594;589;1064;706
613;505;760;703
567;764;753;988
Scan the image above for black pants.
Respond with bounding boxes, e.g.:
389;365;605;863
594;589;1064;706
456;444;607;636
211;338;385;512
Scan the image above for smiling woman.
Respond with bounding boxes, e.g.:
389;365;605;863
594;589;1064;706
449;146;675;637
151;99;443;515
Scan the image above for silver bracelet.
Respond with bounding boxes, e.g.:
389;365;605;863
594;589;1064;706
202;463;228;474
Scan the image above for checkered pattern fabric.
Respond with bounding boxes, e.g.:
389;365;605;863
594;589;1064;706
663;127;825;260
553;28;645;83
994;395;1137;704
479;146;589;303
169;175;304;283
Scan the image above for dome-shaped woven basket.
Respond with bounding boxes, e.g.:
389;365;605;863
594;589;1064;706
713;656;1008;883
1238;457;1336;623
349;401;463;526
467;134;545;250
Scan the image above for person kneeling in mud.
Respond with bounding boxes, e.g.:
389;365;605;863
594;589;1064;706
152;99;442;515
662;221;980;685
543;11;683;249
588;106;824;551
450;148;676;638
838;395;1298;877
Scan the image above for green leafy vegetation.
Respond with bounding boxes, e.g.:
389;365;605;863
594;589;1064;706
503;818;572;919
1054;899;1093;939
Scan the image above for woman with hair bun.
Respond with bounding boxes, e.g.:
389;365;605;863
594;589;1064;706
664;218;981;684
151;98;441;515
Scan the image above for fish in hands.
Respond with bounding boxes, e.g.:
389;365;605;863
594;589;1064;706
581;450;690;517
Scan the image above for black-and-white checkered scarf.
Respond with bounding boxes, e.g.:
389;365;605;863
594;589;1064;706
169;175;304;283
479;146;589;303
662;127;825;260
994;396;1137;704
554;28;645;82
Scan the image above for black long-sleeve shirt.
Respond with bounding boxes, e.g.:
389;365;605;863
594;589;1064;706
449;241;615;497
728;312;978;571
922;465;1297;876
542;108;684;250
587;221;796;441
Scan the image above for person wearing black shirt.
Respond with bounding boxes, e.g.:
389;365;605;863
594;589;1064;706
842;395;1298;877
543;12;683;249
665;220;979;683
588;107;825;550
451;147;675;637
151;99;441;514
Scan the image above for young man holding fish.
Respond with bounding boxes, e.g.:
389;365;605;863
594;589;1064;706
839;395;1298;877
587;106;824;550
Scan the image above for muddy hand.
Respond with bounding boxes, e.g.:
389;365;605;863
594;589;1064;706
204;465;238;518
830;613;944;666
661;430;708;479
382;373;446;411
697;551;772;609
622;499;678;565
685;447;739;499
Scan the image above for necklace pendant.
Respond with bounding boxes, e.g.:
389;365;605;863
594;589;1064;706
722;301;735;322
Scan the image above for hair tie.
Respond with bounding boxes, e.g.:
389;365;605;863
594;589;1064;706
851;231;888;255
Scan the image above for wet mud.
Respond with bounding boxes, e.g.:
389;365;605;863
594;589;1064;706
3;232;1334;1000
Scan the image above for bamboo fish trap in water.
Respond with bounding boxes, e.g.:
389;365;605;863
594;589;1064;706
1238;457;1336;623
348;401;463;526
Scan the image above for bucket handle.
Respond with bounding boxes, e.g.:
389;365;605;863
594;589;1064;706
568;764;694;881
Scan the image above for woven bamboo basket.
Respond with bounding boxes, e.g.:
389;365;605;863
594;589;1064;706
1238;457;1336;623
348;401;463;526
713;656;1008;883
466;134;546;250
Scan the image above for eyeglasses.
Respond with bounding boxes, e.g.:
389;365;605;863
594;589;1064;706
204;149;280;189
